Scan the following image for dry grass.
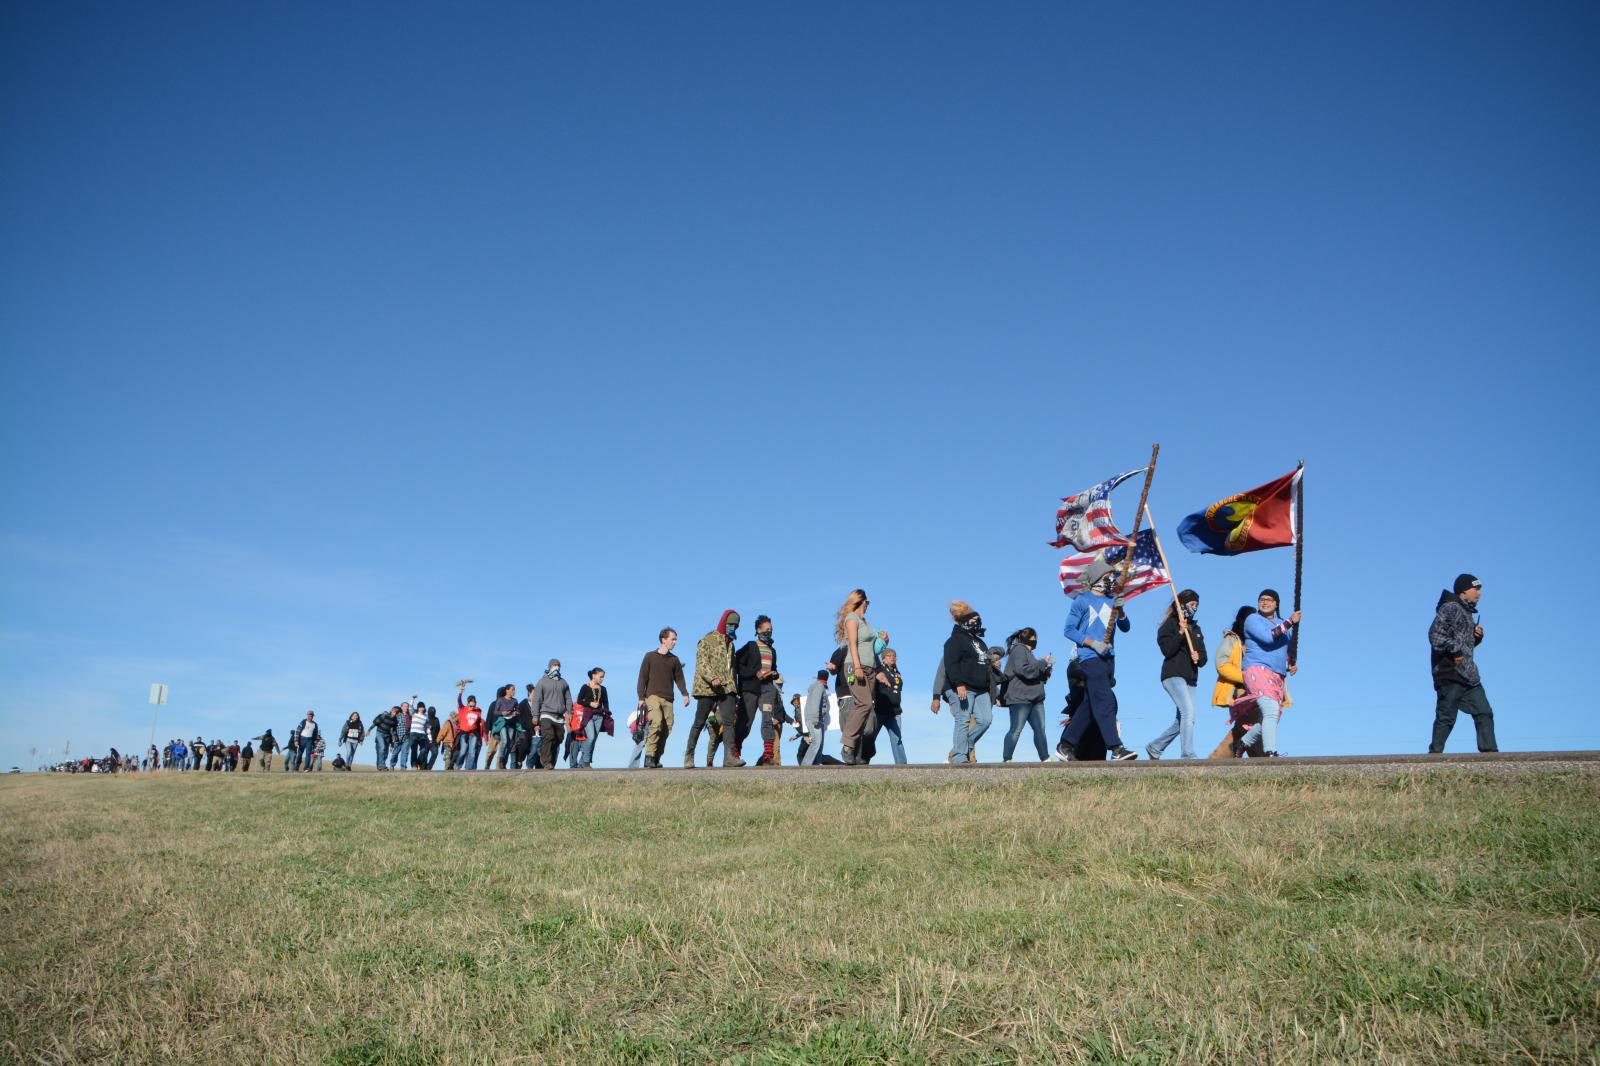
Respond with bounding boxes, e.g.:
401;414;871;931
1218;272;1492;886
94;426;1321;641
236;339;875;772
1;768;1596;1064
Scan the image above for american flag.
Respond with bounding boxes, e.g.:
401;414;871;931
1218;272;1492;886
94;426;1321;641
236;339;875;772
1049;469;1144;552
1059;529;1171;600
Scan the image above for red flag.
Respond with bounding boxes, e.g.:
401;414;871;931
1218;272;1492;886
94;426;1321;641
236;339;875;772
1176;468;1301;555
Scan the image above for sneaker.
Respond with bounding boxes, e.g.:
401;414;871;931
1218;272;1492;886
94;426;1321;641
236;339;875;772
1229;739;1244;758
1110;746;1139;761
966;750;976;764
944;750;954;765
1260;751;1281;759
682;753;694;769
1052;744;1076;762
644;758;660;769
1145;747;1161;761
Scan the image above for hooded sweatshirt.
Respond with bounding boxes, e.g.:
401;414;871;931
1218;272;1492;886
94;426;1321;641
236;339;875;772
942;623;991;693
1429;589;1483;687
692;611;739;698
534;673;573;723
1003;640;1052;704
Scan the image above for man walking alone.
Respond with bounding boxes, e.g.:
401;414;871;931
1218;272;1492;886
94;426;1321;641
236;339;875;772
1428;573;1497;753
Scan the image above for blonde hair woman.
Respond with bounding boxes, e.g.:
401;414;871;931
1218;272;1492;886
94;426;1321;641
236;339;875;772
834;588;878;764
941;600;994;763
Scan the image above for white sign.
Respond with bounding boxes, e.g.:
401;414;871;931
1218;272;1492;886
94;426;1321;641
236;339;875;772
149;684;169;706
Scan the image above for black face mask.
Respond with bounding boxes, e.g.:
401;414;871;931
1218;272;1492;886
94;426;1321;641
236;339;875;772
758;631;773;644
962;616;985;637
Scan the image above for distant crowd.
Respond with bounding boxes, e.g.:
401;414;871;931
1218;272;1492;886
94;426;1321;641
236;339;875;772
46;575;1497;772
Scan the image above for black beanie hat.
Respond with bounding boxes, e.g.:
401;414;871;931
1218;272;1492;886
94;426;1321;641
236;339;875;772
1258;589;1280;606
1454;573;1481;594
816;669;828;681
1178;589;1200;605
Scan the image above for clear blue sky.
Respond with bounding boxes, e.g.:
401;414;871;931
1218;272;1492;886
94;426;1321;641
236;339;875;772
3;1;1596;768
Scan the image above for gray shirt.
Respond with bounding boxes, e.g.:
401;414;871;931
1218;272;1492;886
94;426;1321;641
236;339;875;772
1003;642;1052;704
534;676;573;722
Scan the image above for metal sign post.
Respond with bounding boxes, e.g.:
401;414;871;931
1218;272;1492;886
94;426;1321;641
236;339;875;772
149;683;169;749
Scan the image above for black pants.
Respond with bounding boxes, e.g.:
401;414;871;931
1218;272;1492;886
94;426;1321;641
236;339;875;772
686;695;736;760
1429;683;1498;753
1063;655;1121;753
538;719;565;769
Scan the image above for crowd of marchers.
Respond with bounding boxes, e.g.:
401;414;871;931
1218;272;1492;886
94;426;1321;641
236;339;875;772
48;574;1497;773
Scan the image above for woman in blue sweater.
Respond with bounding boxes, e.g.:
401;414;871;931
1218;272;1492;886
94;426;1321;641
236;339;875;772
1235;589;1300;757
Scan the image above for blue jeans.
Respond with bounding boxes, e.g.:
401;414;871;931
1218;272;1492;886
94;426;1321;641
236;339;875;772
1003;701;1049;761
1148;677;1198;759
577;731;599;768
526;734;544;768
877;713;907;765
1239;697;1282;754
629;738;646;768
390;735;412;769
456;733;480;769
285;748;301;772
341;740;358;766
945;690;993;762
372;734;390;768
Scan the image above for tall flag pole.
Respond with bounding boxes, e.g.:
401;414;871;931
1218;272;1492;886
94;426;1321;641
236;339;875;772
1144;503;1197;663
1104;444;1159;649
1289;460;1304;668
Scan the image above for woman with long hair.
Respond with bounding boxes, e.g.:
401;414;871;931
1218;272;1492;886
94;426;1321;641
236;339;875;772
834;589;878;765
1145;590;1207;759
573;668;610;769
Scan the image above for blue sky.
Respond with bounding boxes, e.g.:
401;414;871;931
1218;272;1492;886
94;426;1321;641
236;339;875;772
2;1;1596;768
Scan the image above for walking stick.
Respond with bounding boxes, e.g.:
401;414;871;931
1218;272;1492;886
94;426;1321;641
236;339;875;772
1103;444;1159;648
1143;504;1197;663
1288;460;1304;669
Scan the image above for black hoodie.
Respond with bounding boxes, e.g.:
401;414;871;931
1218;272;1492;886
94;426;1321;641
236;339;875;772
942;624;991;692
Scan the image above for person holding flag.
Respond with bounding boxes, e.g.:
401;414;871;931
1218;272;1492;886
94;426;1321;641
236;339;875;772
1057;560;1139;762
1234;590;1300;758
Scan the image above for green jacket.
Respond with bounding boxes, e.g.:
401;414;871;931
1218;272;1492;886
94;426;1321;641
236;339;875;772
692;630;734;699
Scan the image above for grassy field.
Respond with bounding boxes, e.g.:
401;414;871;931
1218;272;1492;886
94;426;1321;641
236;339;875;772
1;768;1596;1065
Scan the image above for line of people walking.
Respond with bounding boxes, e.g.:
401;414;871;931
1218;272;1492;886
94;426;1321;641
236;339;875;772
89;574;1499;772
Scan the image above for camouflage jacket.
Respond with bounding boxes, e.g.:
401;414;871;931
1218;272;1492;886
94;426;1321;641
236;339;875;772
692;630;734;699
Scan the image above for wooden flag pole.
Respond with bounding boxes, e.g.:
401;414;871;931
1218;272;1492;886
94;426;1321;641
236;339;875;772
1104;444;1159;648
1288;460;1304;668
1143;503;1197;663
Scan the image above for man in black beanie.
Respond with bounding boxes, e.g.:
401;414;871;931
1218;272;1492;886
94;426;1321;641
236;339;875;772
1427;573;1497;753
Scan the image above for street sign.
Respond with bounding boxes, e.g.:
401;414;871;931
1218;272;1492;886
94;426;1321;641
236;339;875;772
149;683;169;706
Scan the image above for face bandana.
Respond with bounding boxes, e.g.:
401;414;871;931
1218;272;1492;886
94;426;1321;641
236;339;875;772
1183;603;1198;620
962;615;985;637
758;630;773;644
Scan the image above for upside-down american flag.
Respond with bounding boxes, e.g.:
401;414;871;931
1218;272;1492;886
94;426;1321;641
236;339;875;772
1049;469;1144;552
1060;529;1171;600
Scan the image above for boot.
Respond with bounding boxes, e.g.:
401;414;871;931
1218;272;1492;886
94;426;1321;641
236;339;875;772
724;744;746;768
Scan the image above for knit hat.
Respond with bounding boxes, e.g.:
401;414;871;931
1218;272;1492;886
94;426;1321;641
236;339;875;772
1082;559;1117;589
1177;589;1200;605
816;669;829;681
1454;573;1481;594
1258;588;1280;606
546;658;560;670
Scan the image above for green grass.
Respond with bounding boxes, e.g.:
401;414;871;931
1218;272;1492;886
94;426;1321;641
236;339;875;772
1;769;1596;1064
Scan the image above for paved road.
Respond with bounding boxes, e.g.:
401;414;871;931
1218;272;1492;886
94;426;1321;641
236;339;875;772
471;750;1600;784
